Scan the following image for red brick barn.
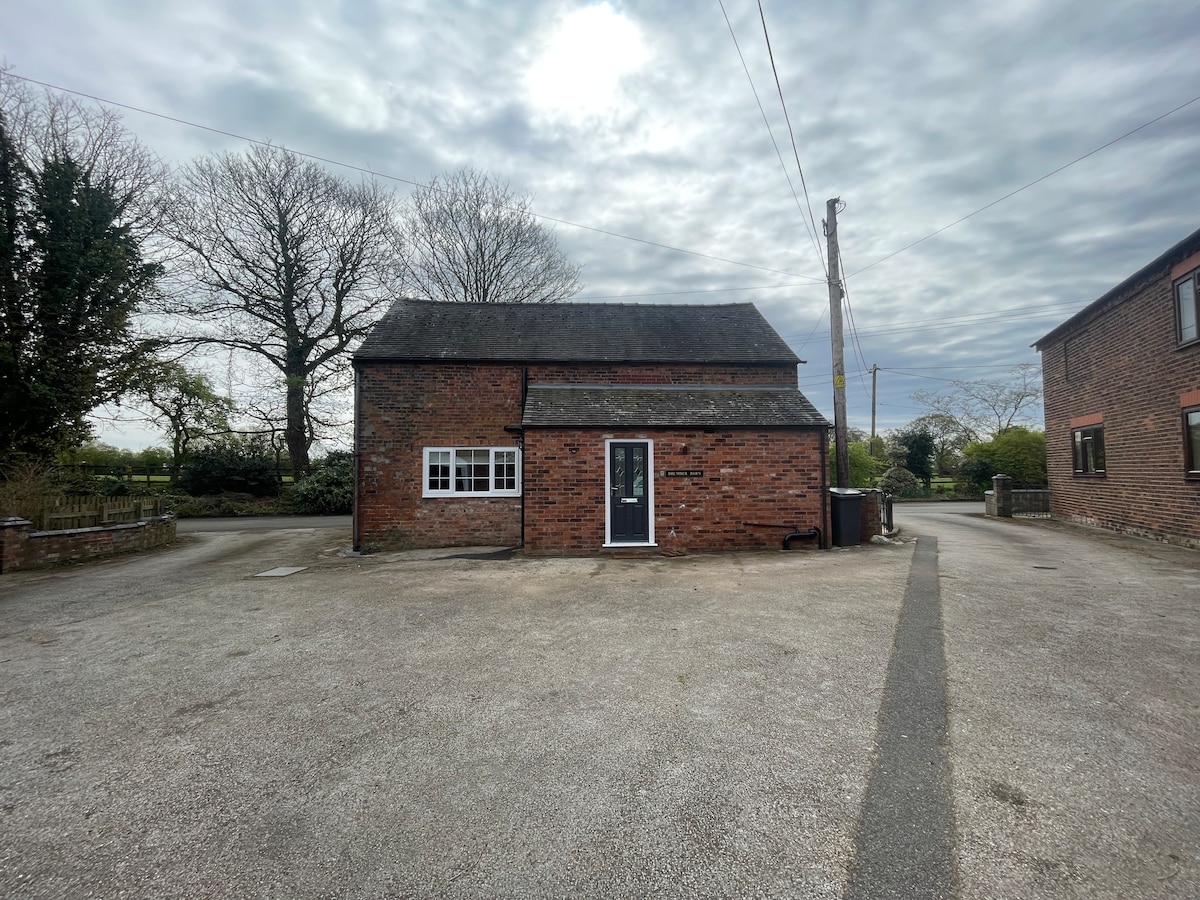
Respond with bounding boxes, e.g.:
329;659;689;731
1034;227;1200;548
353;299;831;554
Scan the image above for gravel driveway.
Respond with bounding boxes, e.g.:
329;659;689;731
1;510;1197;899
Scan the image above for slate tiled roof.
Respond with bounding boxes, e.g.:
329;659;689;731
354;298;801;364
522;385;830;428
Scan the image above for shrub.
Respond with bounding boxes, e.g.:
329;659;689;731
0;461;54;519
957;456;996;493
167;494;290;517
878;465;920;497
292;451;353;515
828;440;884;488
178;436;280;498
960;427;1047;489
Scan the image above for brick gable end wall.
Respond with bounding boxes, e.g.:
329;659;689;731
1040;262;1200;547
355;363;524;549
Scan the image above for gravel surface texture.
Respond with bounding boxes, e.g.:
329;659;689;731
2;529;907;899
2;508;1197;899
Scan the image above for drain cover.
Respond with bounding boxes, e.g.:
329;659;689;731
254;566;308;577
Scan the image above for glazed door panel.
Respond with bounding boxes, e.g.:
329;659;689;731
609;442;650;543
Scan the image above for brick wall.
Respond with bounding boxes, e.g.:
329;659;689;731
355;358;824;553
522;428;826;554
859;491;882;542
526;362;797;386
1040;250;1200;547
355;362;524;549
1;516;177;573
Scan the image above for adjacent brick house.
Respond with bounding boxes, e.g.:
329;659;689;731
353;299;831;554
1034;227;1200;548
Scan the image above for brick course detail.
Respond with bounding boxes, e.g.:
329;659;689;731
355;363;524;549
522;428;825;554
1038;239;1200;548
1;516;177;573
355;360;829;554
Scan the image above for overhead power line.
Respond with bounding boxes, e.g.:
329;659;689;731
799;363;1037;389
850;90;1200;277
787;309;1070;342
878;363;1026;370
834;238;873;403
778;299;1080;343
4;72;824;282
574;279;826;301
755;0;825;274
716;1;825;274
792;306;829;354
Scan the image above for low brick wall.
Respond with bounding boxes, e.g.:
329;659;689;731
859;490;883;542
1012;490;1051;517
0;515;177;574
986;478;1050;518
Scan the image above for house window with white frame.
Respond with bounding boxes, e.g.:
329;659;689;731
424;447;520;497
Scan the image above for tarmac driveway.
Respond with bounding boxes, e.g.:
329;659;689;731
1;512;1197;899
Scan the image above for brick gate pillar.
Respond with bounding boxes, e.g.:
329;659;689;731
992;474;1013;518
0;517;33;574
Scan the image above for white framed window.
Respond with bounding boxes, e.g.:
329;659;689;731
423;447;520;497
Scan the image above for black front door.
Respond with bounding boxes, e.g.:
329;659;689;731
609;442;650;543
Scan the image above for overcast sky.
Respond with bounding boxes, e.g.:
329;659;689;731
7;0;1200;450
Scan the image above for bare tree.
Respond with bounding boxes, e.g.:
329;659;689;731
165;144;402;476
0;70;168;238
911;364;1043;442
400;168;583;303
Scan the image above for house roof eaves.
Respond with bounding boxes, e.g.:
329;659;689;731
1033;226;1200;350
521;385;831;429
352;354;799;366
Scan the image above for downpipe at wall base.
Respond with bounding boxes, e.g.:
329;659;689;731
742;522;824;551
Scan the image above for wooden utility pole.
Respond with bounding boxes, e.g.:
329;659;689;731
870;364;879;455
826;198;849;488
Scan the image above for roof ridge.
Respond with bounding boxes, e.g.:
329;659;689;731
391;297;759;310
530;383;800;391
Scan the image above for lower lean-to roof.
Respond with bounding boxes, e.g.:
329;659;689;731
521;385;830;428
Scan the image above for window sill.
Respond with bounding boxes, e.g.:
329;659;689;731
603;542;658;548
422;492;522;499
1071;472;1106;478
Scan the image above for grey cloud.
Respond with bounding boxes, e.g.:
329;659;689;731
5;0;1198;440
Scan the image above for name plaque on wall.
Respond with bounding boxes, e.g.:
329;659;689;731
663;469;704;477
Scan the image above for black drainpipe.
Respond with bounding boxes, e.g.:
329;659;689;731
504;366;528;549
351;363;361;552
820;426;830;550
